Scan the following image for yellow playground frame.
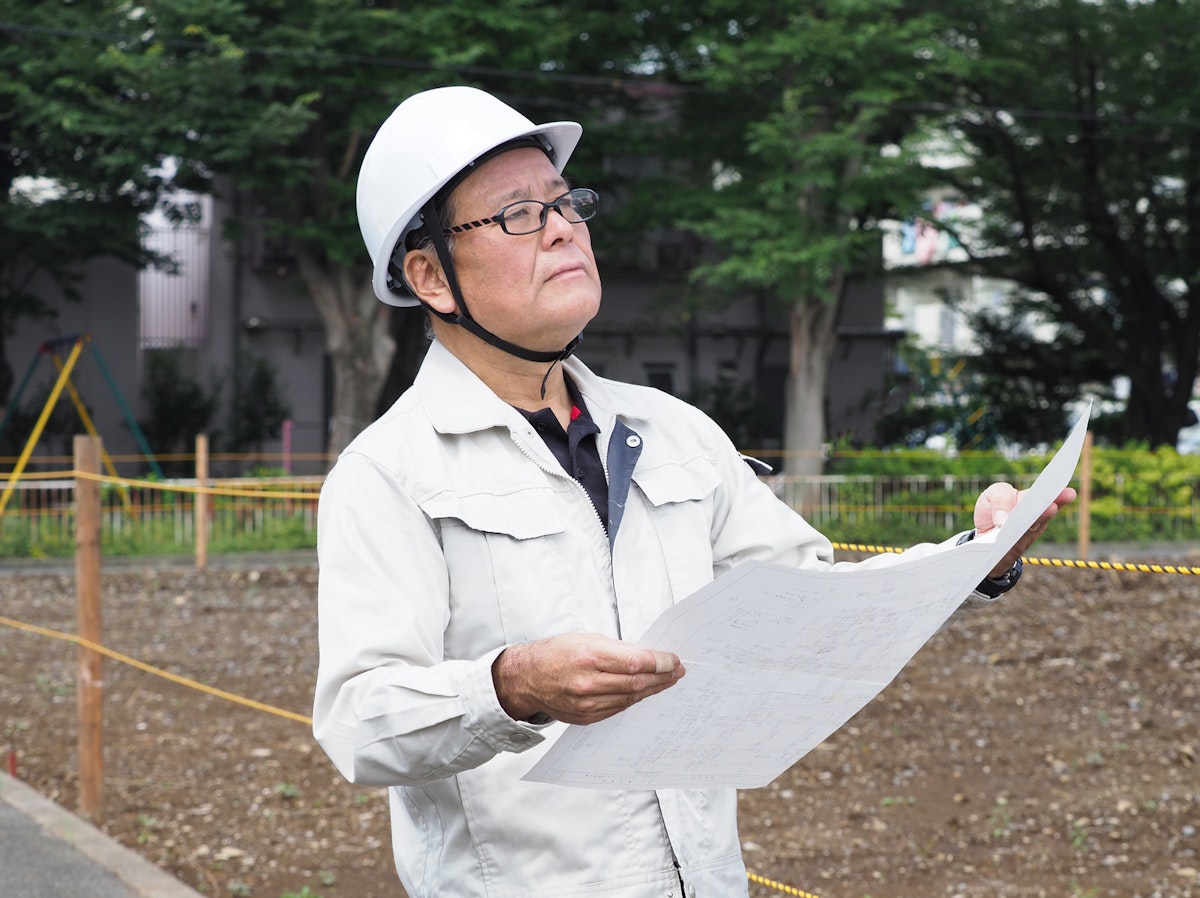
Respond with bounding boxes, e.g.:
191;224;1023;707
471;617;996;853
0;334;162;517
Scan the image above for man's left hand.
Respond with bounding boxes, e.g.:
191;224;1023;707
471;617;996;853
974;482;1077;578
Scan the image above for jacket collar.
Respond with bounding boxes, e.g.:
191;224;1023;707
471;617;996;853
415;340;649;436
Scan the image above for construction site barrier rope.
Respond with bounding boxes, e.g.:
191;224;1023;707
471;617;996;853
3;453;1195;895
0;469;321;500
832;542;1200;576
80;470;321;500
0;613;313;727
746;872;822;897
6;471;1200;578
0;469;80;481
0;611;818;897
5;541;1199;895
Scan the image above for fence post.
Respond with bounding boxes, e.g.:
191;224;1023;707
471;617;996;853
1078;430;1093;560
74;434;104;822
195;433;209;571
282;418;293;474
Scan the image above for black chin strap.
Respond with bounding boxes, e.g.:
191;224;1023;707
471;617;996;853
420;199;581;398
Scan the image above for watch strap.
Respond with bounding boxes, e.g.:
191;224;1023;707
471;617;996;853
956;529;1024;598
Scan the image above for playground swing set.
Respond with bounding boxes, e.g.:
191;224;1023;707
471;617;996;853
0;333;163;517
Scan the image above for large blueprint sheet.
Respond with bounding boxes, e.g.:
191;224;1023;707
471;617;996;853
524;407;1090;790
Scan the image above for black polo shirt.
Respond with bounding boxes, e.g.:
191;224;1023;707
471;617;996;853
517;378;609;532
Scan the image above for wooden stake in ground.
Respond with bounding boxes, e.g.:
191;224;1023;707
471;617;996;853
196;433;209;571
74;433;104;822
1078;430;1093;561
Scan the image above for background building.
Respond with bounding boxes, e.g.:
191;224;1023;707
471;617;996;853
3;197;904;469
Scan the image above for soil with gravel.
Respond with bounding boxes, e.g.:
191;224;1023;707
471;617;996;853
2;551;1198;898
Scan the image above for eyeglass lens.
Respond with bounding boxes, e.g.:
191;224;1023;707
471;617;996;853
498;188;598;235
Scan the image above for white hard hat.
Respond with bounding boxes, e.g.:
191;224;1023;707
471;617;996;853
357;85;583;307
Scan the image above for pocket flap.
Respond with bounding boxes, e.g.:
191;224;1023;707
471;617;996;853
420;489;565;540
632;456;720;507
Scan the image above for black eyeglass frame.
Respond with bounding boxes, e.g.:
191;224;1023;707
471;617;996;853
442;187;599;237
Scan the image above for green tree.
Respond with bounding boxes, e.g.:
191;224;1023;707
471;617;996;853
965;296;1122;446
138;350;219;466
225;351;292;453
601;1;1199;455
104;0;582;456
922;0;1200;447
0;4;177;405
623;2;955;474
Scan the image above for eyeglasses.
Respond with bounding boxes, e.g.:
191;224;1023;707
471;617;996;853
442;187;599;237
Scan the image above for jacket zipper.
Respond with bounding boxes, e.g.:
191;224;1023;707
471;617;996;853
510;427;621;633
510;428;609;537
674;862;687;896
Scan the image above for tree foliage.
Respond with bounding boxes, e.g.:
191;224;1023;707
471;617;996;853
138;350;219;467
601;0;1200;454
6;0;1198;459
918;0;1200;447
4;0;596;455
107;0;632;455
572;2;962;473
225;351;292;453
0;3;177;403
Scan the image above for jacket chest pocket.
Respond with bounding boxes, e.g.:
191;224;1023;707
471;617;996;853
630;456;721;604
420;489;585;655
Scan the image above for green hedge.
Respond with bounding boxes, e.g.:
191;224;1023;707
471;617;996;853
817;445;1200;547
2;447;1197;558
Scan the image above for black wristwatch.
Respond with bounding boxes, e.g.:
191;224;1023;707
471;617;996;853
957;530;1024;598
976;556;1023;597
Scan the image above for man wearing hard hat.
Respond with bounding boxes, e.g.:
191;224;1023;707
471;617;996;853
313;86;1073;898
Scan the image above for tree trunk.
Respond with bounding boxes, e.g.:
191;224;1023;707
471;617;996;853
1124;374;1194;447
295;250;394;461
783;298;839;477
0;336;12;410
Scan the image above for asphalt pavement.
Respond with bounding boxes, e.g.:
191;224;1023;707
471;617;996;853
0;772;205;898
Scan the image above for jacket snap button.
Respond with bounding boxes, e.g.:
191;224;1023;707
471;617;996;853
625;434;641;448
511;732;530;743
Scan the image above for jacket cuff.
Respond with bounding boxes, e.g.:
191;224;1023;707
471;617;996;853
461;646;550;755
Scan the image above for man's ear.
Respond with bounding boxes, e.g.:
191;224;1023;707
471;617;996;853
403;248;458;316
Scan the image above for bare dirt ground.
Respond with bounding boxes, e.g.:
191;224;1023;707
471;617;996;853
1;551;1198;898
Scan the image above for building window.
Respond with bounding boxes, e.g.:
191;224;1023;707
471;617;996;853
938;305;957;349
644;362;676;394
139;194;212;349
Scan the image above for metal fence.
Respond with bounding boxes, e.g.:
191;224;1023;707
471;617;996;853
3;468;1198;559
766;473;996;535
767;471;1200;544
0;476;322;556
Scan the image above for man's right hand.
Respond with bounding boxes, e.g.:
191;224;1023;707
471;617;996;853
491;633;685;725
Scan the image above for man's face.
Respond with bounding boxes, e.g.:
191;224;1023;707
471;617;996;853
445;147;602;353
